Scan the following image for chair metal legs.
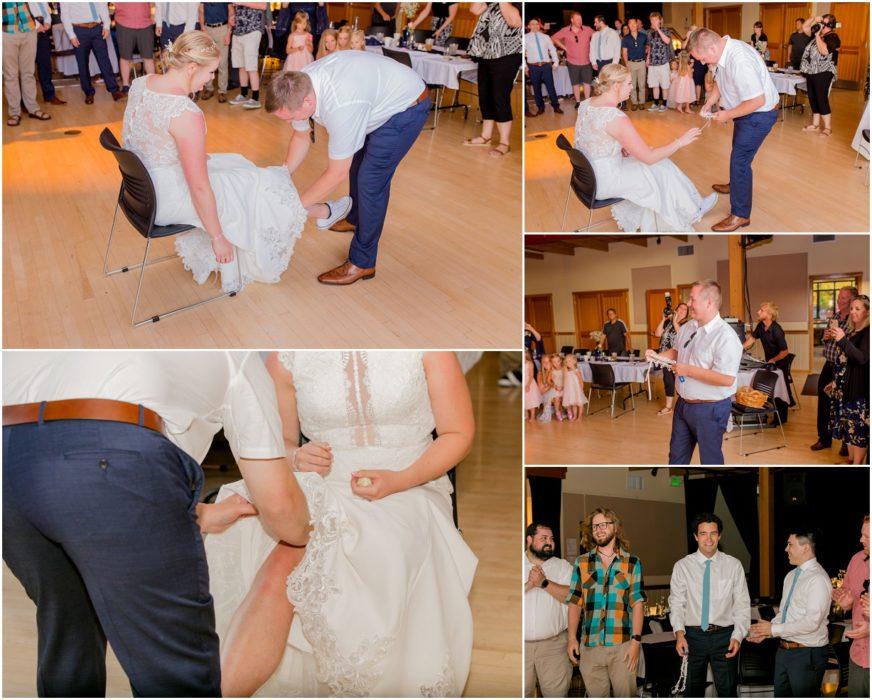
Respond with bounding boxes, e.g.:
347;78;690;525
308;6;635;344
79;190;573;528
423;86;445;131
587;386;634;419
728;408;788;456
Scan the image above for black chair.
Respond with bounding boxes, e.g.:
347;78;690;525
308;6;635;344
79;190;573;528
587;363;635;418
365;24;391;36
556;133;625;232
560;345;574;355
444;36;469;51
99;128;240;327
783;352;799;409
382;47;443;129
736;637;779;697
832;640;851;695
413;28;433;44
639;642;685;697
727;369;787;456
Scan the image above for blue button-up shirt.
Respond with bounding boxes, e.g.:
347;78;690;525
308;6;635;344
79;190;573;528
202;2;229;25
621;31;647;61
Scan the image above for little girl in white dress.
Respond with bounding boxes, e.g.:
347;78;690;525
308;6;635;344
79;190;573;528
562;355;588;421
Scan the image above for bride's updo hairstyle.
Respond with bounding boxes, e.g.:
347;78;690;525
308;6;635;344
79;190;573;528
592;63;630;96
161;30;220;72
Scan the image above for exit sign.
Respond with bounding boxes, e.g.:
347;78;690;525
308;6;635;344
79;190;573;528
670;476;682;487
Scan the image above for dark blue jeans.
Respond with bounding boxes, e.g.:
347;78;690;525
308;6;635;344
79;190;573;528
729;109;777;218
3;419;220;697
72;24;119;95
347;96;430;269
36;29;55;100
774;646;827;697
684;626;738;697
528;63;559;111
668;396;733;464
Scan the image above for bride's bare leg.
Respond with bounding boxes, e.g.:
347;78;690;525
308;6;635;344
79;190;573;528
220;541;306;697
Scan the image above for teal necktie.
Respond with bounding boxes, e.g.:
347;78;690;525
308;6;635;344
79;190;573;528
701;559;712;631
781;568;802;622
535;34;544;61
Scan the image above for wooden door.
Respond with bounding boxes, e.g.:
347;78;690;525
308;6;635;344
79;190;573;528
761;4;786;64
705;6;742;39
572;290;630;349
646;288;678;344
525;294;556;354
831;2;870;88
600;291;630;328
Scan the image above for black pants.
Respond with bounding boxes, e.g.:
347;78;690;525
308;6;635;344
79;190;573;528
663;367;676;398
684;626;738;698
477;52;522;122
803;71;834;115
774;646;827;697
36;29;55;100
817;361;835;445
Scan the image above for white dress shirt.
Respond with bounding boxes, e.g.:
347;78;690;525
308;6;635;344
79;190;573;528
715;36;780;112
669;550;751;642
524;31;559;66
154;2;199;31
524;554;574;641
590;26;622;66
292;50;426;160
675;313;742;401
770;557;831;648
3;351;285;465
27;2;51;28
60;2;111;40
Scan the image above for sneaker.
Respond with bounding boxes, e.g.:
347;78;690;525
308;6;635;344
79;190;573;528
696;193;719;220
316;196;353;230
229;94;249;105
242;99;261;109
659;104;667;112
647;103;659;111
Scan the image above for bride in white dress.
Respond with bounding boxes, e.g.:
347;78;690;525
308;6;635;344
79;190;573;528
574;63;719;232
121;31;308;291
205;351;478;697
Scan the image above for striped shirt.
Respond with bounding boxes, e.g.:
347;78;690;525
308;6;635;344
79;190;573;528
567;548;646;647
2;2;35;32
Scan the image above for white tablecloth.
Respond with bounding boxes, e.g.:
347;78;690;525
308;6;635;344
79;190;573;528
769;71;806;96
554;64;573;96
578;359;650;384
851;100;870;156
367;45;476;89
52;23;119;77
737;367;789;403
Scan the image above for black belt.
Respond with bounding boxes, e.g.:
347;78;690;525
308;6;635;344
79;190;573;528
687;624;733;633
628;59;645;62
205;22;227;28
528;62;550;67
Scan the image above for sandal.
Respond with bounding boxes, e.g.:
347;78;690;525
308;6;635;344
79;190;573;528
802;124;820;132
6;115;21;127
819;128;832;137
28;110;51;121
489;142;511;157
657;407;673;416
462;135;492;147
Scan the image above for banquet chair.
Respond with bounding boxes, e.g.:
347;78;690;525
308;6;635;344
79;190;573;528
831;640;851;695
727;369;787;456
413;28;434;44
587;363;635;419
365;24;391;36
556;134;625;231
382;47;443;130
737;638;778;697
99;128;241;327
783;353;799;409
560;345;574;355
639;642;685;698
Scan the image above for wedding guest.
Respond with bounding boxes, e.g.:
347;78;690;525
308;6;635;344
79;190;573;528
552;11;593;108
31;2;65;105
669;513;750;698
550;354;566;420
591;15;621;73
832;516;870;697
613;18;622;33
812;286;857;454
562;354;587;421
315;27;337;59
60;1;125;104
228;2;267;109
3;1;53;125
525;523;573;697
621;18;648;110
646;12;673;112
371;2;396;28
154;2;198;49
743;300;794;419
691;36;708;104
524;352;542;420
749;530;831;698
600;308;630;355
524;17;561;117
671;50;696;113
408;2;458;48
827;295;869;465
349;28;365;50
525;322;545;373
787;18;811;71
462;3;522;157
199;2;234;102
800;15;841;137
114;2;156;92
336;24;351;50
621;23;629;38
537;354;557;423
567;508;645;698
284;11;314;68
689;28;779;232
749;21;770;61
647;280;742;465
653;301;689;415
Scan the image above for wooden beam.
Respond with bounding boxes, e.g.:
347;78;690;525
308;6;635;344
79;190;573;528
526;467;567;479
668;235;689;242
727;235;745;318
572;237;610;252
524;250;544;260
624;237;649;247
544;242;576;256
759;467;775;597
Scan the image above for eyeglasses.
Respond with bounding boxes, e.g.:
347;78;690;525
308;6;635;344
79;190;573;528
592;521;614;531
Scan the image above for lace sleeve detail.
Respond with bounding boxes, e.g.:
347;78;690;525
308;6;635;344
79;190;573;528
277;351;295;376
164;96;204;131
574;103;626;160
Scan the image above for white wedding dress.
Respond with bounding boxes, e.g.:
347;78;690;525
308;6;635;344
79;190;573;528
121;76;306;291
574;101;705;232
205;352;478;697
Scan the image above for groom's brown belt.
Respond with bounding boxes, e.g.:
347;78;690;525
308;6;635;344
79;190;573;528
3;399;164;433
412;88;429;106
680;396;720;404
780;640;809;650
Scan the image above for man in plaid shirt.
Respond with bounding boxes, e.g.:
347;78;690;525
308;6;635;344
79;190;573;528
566;507;646;697
812;285;858;454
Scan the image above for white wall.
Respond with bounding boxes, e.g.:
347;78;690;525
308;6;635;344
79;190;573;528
564;467;686;503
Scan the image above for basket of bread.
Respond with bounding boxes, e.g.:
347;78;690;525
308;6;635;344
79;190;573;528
735;386;768;409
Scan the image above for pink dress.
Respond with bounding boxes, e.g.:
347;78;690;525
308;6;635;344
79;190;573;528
671;71;696;104
524;361;542;410
562;368;588;407
284;32;314;70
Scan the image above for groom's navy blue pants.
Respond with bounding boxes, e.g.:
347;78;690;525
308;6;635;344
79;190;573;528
729;108;777;219
668;396;732;464
3;419;221;697
346;95;430;269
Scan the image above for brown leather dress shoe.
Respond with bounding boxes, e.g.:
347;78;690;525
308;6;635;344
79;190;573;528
111;91;127;101
85;93;94;104
526;109;539;117
554;106;564;114
711;214;750;232
712;183;730;194
201;89;214;100
329;218;356;233
810;440;831;451
48;96;66;105
218;92;227;103
317;261;375;285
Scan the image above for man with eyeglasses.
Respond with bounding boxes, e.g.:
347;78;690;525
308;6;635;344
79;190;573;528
566;508;645;697
646;279;742;465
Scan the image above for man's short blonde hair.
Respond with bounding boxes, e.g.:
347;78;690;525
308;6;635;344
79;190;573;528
265;71;314;113
686;27;721;53
761;301;779;320
694;279;723;308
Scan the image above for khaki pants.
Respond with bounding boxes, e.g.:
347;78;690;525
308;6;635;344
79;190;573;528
579;642;637;698
525;632;572;697
627;61;647;105
204;24;230;93
3;30;39;117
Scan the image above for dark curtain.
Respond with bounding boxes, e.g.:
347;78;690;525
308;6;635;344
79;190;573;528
683;475;719;554
528;476;564;558
719;473;760;598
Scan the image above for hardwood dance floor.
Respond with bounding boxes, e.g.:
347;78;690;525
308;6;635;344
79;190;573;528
2;83;521;348
1;353;522;697
524;87;869;232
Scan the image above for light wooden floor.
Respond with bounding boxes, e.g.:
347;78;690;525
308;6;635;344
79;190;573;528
524;87;870;232
525;372;850;466
2;83;521;348
1;352;522;698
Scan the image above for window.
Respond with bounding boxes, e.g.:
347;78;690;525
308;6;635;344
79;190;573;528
812;278;857;323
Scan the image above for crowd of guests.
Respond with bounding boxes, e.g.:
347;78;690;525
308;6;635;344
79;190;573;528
525;512;871;698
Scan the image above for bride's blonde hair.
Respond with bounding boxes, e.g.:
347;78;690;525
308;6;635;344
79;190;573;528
592;63;629;96
161;30;220;72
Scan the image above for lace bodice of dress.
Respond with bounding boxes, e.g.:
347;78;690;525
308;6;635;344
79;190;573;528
573;102;626;162
121;76;203;170
278;351;435;452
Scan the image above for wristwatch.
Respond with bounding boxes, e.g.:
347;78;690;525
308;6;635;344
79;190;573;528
540;578;549;589
632;634;642;642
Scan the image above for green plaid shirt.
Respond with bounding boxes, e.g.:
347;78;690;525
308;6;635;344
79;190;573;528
2;2;35;32
566;549;646;647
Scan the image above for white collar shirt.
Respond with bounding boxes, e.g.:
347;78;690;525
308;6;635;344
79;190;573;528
770;557;832;647
524;554;574;641
674;313;742;400
714;36;780;111
60;2;111;40
524;31;559;66
591;26;622;65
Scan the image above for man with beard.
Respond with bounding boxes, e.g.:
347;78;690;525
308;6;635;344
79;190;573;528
525;523;574;697
668;513;750;697
832;516;870;697
566;508;645;697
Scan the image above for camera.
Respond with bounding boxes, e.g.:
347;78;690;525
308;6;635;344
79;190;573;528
811;22;822;34
663;291;673;317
